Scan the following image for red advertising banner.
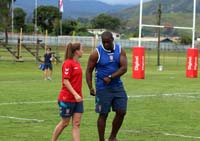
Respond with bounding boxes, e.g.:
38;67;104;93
186;48;198;78
132;47;145;79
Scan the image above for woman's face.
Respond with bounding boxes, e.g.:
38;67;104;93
77;45;83;58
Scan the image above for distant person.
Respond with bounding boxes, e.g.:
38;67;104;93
86;31;128;141
52;42;84;141
43;47;55;80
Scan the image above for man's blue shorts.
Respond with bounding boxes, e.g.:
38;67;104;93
58;101;84;118
95;86;128;114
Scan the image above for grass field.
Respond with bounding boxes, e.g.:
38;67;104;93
1;47;200;141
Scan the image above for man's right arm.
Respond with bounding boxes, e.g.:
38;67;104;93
86;50;98;96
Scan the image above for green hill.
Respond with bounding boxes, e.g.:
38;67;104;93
112;0;200;36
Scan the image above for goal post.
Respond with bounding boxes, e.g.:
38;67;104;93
133;0;198;79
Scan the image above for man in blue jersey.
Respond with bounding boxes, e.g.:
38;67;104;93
86;31;128;141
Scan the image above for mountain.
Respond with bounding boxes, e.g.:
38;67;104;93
13;0;200;35
14;0;133;19
112;0;200;20
111;0;200;34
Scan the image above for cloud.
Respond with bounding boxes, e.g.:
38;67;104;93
97;0;151;5
70;0;151;5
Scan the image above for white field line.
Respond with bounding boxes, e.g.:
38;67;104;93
128;91;200;98
0;115;44;122
120;129;200;140
0;92;200;106
0;97;94;106
0;100;56;106
163;132;200;139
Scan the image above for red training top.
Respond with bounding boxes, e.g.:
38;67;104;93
58;59;82;102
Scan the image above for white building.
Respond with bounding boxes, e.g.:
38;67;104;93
87;29;121;39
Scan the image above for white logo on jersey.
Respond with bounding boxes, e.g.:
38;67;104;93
65;68;69;75
108;53;114;62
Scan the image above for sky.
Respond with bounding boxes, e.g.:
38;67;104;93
97;0;151;5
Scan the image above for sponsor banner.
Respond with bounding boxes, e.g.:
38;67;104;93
133;47;145;79
186;48;198;78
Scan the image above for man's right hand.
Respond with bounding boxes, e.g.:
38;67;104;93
90;87;96;96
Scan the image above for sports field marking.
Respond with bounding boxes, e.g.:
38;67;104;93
0;91;200;106
0;100;56;106
163;132;200;139
120;129;200;139
0;97;94;106
128;91;200;98
0;115;44;122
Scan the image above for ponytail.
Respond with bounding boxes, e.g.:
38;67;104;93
64;42;81;60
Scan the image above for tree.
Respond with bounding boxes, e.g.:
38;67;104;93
33;6;61;34
180;35;192;45
52;18;60;36
0;0;16;43
24;23;34;34
14;8;26;32
61;19;92;36
91;14;121;31
62;20;77;35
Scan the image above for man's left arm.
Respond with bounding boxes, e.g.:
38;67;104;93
111;48;127;79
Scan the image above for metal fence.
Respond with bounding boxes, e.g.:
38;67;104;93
0;33;199;51
1;33;200;66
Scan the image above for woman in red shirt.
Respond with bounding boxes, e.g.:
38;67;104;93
52;42;83;141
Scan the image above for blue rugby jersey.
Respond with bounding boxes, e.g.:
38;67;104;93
95;43;123;90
